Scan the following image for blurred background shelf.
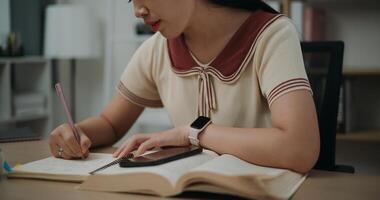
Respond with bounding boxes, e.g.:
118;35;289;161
0;113;49;123
0;57;52;141
343;67;380;76
337;131;380;142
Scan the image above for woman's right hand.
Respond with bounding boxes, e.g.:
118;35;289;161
49;124;92;159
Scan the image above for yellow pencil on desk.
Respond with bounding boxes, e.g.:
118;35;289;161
14;162;22;168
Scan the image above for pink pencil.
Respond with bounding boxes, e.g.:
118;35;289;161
55;83;83;157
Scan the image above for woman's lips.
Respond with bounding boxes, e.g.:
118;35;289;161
146;20;161;32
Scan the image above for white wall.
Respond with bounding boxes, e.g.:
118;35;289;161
52;60;71;128
51;0;106;128
324;4;380;67
0;0;10;43
322;3;380;131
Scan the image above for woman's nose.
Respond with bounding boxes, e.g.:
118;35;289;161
135;5;149;18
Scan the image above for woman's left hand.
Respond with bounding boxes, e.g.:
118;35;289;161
113;126;190;158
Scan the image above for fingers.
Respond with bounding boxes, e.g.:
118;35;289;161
58;145;74;160
80;138;91;157
78;127;92;158
50;141;75;160
79;140;91;159
48;123;91;160
115;135;148;158
57;137;77;158
135;138;159;156
49;135;59;157
83;149;90;158
49;142;61;158
113;134;150;158
113;128;190;158
49;126;70;158
60;129;83;157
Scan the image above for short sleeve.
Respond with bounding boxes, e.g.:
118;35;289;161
117;34;163;107
255;18;312;107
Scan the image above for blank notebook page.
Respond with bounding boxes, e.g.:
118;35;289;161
13;153;116;175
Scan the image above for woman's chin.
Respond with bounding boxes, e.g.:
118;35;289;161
159;30;182;39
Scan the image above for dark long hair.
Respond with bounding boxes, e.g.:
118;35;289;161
207;0;279;14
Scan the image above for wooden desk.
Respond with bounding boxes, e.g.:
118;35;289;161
1;140;379;200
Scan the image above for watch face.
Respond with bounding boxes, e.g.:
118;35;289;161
191;116;211;129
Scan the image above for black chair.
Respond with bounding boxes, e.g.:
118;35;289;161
301;41;354;173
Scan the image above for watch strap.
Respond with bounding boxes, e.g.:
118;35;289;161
188;119;211;147
189;127;200;146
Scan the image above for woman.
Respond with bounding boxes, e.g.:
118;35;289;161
49;0;320;173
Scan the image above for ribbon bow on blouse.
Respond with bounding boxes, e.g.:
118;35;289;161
175;66;217;117
197;67;217;117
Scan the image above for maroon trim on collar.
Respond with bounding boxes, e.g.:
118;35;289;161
167;35;198;71
167;10;281;76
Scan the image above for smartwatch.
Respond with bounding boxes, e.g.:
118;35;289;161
188;116;211;146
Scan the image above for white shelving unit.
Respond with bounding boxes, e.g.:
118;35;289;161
0;57;52;140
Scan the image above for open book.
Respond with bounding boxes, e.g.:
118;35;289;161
9;151;306;199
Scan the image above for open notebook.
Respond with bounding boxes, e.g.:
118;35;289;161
9;151;306;200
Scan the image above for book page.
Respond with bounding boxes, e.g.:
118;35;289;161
190;154;288;178
98;150;218;186
13;153;116;176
